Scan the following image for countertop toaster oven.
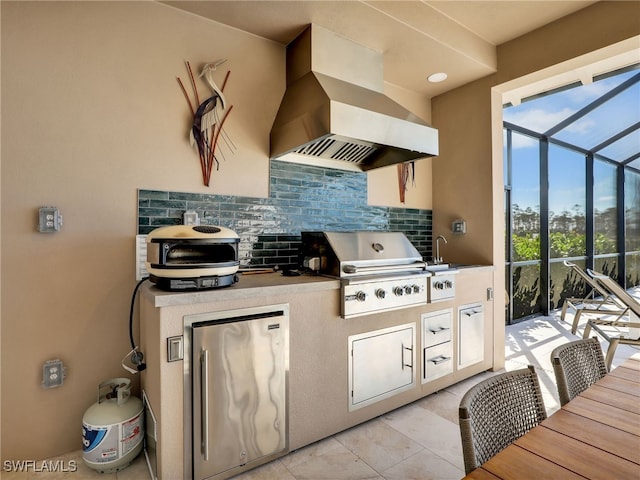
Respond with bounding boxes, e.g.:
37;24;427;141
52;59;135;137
145;225;239;290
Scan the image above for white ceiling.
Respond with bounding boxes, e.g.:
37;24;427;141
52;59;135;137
162;0;596;97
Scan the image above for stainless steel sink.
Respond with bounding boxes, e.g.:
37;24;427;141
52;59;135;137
425;263;450;271
425;263;460;275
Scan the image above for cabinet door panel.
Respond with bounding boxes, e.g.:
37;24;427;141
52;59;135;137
350;324;415;410
458;304;484;368
192;312;288;480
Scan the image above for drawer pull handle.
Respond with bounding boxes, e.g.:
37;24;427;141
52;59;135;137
429;355;451;365
429;326;450;334
402;343;413;370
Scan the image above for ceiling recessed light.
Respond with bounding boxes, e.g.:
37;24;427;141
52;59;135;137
427;72;448;83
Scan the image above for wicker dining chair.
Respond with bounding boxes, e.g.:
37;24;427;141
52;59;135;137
458;366;547;474
550;337;608;406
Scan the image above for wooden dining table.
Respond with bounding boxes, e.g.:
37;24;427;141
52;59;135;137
463;354;640;480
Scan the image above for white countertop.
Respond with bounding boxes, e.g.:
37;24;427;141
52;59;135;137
142;265;494;308
142;271;340;307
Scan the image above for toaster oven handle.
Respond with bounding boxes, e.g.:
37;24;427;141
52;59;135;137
342;262;426;274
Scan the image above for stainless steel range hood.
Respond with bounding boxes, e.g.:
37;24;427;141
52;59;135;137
270;25;438;171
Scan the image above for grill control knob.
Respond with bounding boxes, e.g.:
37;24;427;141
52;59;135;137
445;280;453;289
393;286;404;296
404;286;412;295
412;284;421;294
434;281;444;290
355;291;367;302
375;288;386;299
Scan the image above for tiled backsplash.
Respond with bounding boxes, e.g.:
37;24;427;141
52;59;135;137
138;160;433;268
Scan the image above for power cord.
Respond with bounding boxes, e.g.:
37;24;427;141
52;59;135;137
122;277;148;374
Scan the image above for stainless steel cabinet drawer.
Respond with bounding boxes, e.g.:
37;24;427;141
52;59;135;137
422;309;452;348
423;342;453;382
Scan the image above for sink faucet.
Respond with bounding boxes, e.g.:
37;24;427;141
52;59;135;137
435;235;448;264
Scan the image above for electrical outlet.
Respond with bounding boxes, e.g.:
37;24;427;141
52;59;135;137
42;359;65;388
183;210;200;226
38;207;63;232
452;219;466;235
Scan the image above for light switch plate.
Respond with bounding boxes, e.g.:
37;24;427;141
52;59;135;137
167;336;183;362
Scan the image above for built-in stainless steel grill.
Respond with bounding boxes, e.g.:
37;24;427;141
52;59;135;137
300;231;432;318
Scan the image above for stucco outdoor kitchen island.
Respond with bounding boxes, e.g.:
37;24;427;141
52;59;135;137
139;265;497;480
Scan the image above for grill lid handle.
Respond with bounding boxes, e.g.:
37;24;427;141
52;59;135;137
342;262;426;274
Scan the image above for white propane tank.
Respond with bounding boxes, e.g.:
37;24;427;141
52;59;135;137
82;378;144;473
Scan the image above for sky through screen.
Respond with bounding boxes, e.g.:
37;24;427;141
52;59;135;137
504;67;640;213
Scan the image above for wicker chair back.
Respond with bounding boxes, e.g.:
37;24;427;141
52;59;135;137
551;337;608;406
458;365;547;474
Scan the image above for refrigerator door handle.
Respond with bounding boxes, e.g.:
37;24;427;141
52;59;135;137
201;348;209;461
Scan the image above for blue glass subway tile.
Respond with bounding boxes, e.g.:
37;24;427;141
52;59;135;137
139;189;170;200
257;235;278;242
139;226;157;235
201;215;221;225
139;208;169;217
213;195;237;204
300;208;326;217
277;235;302;242
185;201;219;211
150;200;188;210
233;196;265;205
262;257;288;265
167;209;188;218
262;242;293;250
251;249;278;258
148;218;182;227
137;161;433;255
273;177;305;187
171;192;206;201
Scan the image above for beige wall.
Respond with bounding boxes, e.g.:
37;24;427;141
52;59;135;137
0;1;286;460
0;1;3;463
0;1;434;461
431;1;640;357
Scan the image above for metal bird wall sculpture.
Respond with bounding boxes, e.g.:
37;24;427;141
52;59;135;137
177;60;235;186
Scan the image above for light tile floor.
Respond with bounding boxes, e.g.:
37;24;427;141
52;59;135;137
4;303;639;480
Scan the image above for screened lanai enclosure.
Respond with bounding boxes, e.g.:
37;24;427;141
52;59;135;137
503;65;640;324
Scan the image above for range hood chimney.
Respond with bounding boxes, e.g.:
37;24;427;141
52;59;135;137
270;25;439;171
